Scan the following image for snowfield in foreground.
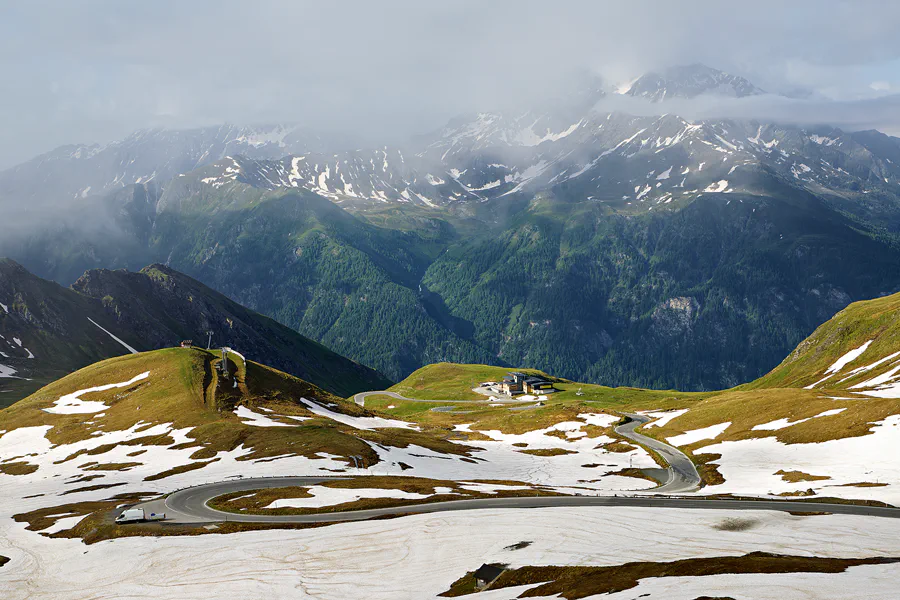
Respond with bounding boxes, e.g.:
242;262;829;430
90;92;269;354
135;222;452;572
2;507;899;600
5;362;900;598
0;384;670;598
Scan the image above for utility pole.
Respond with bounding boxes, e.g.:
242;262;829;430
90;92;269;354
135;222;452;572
221;347;229;378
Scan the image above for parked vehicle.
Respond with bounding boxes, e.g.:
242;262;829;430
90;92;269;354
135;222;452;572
115;509;165;524
115;508;145;524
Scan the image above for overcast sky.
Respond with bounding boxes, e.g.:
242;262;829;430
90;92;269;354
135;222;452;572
3;0;900;168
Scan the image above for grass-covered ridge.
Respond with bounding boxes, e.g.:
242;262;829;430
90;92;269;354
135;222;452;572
750;291;900;391
388;363;562;401
0;347;472;472
389;362;709;407
0;258;391;407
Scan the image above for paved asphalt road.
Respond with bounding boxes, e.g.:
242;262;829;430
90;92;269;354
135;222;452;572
355;393;699;492
132;410;898;525
615;413;702;493
136;476;900;524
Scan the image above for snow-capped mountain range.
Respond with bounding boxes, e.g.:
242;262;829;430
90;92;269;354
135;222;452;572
168;114;900;216
2;64;899;219
0;124;331;207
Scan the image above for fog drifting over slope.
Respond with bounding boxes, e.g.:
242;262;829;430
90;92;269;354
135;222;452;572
4;0;900;167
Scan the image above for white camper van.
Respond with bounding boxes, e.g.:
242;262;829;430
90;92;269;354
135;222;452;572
115;509;165;524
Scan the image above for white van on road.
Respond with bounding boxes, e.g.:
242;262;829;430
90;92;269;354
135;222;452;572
115;508;166;524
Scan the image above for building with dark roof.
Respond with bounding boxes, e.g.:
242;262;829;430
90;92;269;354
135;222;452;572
473;563;506;589
500;372;555;396
523;376;555;394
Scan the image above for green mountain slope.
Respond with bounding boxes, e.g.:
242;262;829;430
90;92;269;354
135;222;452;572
6;168;900;392
421;191;900;390
151;185;498;380
146;178;900;391
749;291;900;391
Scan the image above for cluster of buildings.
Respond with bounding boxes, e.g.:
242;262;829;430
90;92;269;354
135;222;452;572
499;371;555;396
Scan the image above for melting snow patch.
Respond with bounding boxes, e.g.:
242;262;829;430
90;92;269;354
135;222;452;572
752;408;847;431
264;486;431;509
516;119;584;146
667;422;731;447
838;351;900;383
826;341;873;374
0;302;7;313
805;340;874;389
850;364;900;392
577;413;620;428
849;361;900;397
810;134;838;146
40;515;85;535
235;406;295;428
698;414;900;502
470;179;502;191
703;180;729;193
0;364;18;379
642;409;689;429
458;482;533;494
43;372;150;415
299;398;418;430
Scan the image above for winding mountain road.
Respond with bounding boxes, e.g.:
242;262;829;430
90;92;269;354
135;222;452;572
135;477;900;524
615;413;701;493
131;409;895;526
355;392;700;492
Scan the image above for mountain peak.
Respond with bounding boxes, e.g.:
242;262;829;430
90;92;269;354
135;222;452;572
625;64;765;102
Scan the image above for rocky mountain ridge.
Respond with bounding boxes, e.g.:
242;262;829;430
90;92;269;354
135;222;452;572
0;259;390;404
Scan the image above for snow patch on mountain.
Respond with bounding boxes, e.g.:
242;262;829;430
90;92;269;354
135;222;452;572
43;371;150;415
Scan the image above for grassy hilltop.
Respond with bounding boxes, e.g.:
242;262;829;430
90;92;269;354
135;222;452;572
0;347;459;473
